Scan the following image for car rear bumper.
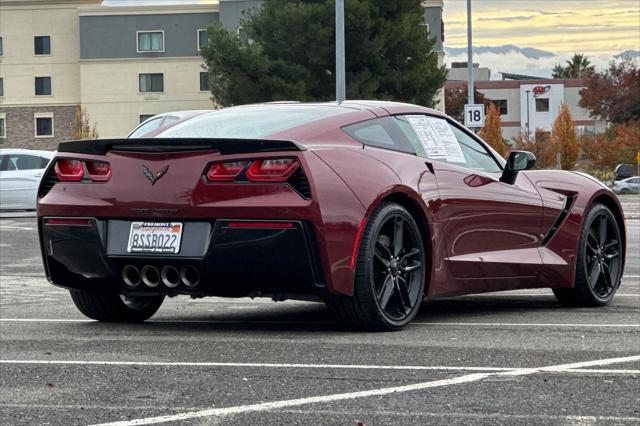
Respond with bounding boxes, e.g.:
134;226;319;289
39;217;327;300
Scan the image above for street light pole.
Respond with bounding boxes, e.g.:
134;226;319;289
336;0;346;102
525;90;531;140
466;0;474;105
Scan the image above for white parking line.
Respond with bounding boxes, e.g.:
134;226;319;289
1;318;639;328
458;293;640;297
90;355;640;426
0;359;637;375
413;322;640;328
0;360;514;372
0;226;35;231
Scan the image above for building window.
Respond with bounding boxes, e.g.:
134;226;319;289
140;114;155;123
0;115;6;139
535;98;549;112
35;115;54;137
0;78;3;97
35;77;51;96
137;31;164;53
34;36;51;55
0;37;3;56
200;72;210;91
493;99;508;115
197;29;208;50
139;73;164;92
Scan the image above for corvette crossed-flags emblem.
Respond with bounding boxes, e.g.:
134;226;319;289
142;164;169;185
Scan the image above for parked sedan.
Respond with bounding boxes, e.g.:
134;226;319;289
0;149;54;210
37;102;626;330
612;176;640;194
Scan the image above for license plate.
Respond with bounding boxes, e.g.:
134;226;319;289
126;222;183;254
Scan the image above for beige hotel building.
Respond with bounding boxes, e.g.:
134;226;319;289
0;0;445;149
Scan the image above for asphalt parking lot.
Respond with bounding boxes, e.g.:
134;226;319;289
0;196;638;425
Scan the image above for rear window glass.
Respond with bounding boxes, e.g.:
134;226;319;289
343;116;416;154
157;105;351;139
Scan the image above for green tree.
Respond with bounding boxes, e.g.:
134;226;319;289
201;0;446;107
552;53;595;79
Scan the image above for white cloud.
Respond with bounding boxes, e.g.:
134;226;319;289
445;50;619;80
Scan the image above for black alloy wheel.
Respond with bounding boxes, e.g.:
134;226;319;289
372;213;424;322
554;203;624;306
584;210;623;299
326;202;426;331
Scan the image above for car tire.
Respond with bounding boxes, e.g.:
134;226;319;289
69;288;164;322
619;188;628;194
553;203;623;307
326;202;426;331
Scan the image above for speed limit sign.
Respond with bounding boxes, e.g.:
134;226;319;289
464;104;485;128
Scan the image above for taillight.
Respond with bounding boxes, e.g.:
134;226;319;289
52;159;111;183
246;159;299;182
86;161;112;182
206;161;249;182
54;160;84;182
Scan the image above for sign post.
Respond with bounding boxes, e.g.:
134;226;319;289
466;0;474;105
464;104;485;128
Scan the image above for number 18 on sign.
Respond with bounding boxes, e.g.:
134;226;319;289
464;104;485;128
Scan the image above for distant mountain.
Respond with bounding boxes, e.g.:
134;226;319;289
444;44;556;59
615;50;640;60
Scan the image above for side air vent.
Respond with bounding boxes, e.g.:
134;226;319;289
288;167;311;199
541;195;575;246
39;166;59;198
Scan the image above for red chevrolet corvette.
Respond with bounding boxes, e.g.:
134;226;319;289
37;102;626;330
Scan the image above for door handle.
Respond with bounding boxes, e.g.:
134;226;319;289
424;162;435;174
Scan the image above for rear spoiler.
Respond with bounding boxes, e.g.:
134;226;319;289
56;138;306;156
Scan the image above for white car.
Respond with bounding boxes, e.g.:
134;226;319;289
612;176;640;194
128;110;210;138
0;149;55;210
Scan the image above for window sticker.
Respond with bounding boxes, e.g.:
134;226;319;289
405;116;447;160
425;117;466;164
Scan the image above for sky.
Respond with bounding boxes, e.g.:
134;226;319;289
443;0;640;77
102;0;639;77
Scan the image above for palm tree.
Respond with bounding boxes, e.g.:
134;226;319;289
552;54;595;79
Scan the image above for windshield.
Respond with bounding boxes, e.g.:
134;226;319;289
156;105;351;139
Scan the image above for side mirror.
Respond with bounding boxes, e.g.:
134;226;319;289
500;151;536;184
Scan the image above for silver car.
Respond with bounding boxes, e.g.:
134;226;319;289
128;111;210;138
612;176;640;194
0;149;54;210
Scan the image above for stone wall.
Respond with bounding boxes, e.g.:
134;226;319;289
0;105;77;150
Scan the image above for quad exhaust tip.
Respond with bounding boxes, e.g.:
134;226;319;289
161;265;181;288
123;264;199;288
141;265;160;288
122;265;141;287
180;265;200;288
